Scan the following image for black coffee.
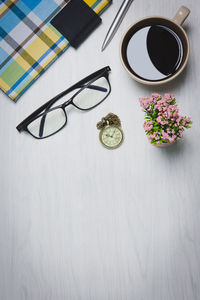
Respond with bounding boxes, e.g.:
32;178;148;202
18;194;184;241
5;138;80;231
126;25;183;81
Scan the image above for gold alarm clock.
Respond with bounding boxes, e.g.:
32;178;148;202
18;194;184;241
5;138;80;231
97;113;124;149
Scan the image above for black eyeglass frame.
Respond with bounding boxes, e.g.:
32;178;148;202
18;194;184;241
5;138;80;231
16;66;111;139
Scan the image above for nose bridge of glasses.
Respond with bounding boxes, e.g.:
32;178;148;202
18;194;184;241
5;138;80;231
62;98;73;107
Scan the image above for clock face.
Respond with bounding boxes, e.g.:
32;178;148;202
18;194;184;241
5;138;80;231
100;126;123;149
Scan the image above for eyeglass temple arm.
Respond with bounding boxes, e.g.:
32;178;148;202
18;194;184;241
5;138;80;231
17;66;111;132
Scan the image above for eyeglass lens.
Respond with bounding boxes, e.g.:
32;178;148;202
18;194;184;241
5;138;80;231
27;108;66;138
73;76;110;109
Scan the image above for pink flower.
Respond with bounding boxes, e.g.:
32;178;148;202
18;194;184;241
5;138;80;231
138;94;192;144
152;93;161;99
143;121;153;131
165;94;171;100
164;93;174;101
157;116;162;123
185;117;191;123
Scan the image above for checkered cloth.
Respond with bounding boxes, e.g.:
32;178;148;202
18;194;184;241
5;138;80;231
0;0;112;101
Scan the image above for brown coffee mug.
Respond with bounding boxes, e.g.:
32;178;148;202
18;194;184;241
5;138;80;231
120;6;190;85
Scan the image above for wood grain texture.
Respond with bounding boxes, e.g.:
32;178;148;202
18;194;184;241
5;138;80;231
0;0;200;299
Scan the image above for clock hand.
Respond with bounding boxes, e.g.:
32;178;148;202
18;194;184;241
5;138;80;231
111;129;116;138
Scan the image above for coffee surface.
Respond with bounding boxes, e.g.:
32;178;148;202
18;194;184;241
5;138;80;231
126;25;183;81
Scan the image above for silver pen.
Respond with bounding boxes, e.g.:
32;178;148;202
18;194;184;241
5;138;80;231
101;0;135;51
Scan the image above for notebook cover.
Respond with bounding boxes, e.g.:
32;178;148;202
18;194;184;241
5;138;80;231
0;0;112;102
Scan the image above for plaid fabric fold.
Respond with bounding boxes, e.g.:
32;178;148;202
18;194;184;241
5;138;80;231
0;0;112;101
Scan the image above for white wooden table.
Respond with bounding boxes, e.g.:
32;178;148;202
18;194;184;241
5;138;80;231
0;0;200;299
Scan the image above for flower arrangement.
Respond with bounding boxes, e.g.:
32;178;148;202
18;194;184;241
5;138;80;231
139;93;192;146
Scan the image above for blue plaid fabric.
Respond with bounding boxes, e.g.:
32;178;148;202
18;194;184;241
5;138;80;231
0;0;112;101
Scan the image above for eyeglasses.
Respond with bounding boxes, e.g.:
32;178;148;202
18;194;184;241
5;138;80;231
16;66;111;139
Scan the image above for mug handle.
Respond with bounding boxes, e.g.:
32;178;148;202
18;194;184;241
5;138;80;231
173;6;190;26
